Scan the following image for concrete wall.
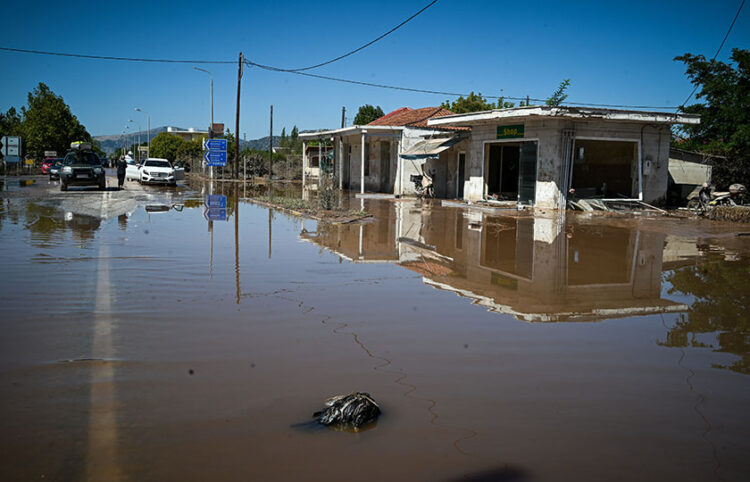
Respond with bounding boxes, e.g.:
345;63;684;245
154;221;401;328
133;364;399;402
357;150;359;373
462;118;672;208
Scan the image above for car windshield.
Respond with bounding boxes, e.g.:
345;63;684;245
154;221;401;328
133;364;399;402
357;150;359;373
144;160;171;168
64;152;100;165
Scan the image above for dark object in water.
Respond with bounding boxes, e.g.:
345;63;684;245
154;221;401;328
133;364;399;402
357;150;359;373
314;392;380;429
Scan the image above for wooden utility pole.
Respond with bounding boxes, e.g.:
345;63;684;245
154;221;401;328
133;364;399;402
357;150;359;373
341;106;346;128
269;105;273;179
234;52;244;179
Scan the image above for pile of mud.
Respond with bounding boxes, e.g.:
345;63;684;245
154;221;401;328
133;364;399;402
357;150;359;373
708;206;750;223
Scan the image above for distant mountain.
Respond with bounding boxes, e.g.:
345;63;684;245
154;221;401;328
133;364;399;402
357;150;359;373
94;127;281;154
94;126;180;154
241;136;281;151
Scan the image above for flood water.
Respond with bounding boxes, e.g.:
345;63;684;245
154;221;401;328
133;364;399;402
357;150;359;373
1;179;750;481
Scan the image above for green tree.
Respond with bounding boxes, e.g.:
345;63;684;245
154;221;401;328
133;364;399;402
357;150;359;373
441;92;498;113
353;105;385;125
0;107;23;139
280;127;287;147
674;48;750;187
20;83;91;158
149;132;184;162
176;137;204;161
661;259;750;375
545;79;571;106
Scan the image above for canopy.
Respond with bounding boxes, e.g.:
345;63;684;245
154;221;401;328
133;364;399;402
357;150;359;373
401;136;460;159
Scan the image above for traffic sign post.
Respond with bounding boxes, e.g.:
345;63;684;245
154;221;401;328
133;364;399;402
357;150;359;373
1;136;22;157
202;135;227;175
203;194;228;221
206;194;227;209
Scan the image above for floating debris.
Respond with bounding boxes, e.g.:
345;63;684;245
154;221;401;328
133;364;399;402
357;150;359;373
314;392;381;430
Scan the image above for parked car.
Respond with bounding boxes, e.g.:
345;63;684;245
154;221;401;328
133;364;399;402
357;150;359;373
138;158;184;186
48;159;63;180
42;157;62;174
59;143;106;191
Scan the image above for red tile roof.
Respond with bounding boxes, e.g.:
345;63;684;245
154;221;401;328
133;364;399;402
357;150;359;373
368;107;470;131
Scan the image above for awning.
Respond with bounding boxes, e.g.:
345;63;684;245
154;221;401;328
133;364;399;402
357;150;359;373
401;136;460;158
668;158;712;185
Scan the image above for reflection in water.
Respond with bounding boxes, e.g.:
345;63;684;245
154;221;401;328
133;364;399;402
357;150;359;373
303;203;687;323
661;258;750;374
301;200;750;377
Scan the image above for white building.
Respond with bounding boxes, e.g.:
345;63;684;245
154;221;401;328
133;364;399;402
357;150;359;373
427;106;700;209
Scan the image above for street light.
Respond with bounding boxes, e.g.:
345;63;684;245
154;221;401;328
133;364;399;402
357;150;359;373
194;66;214;177
128;119;141;163
135;107;150;158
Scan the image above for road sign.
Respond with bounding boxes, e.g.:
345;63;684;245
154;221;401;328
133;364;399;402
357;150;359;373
44;151;57;157
203;138;227;151
204;208;227;221
206;194;227;209
204;150;227;166
211;123;225;136
1;136;22;157
4;156;20;164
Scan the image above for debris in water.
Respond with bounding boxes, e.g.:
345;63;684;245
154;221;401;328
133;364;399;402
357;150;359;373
708;206;750;223
314;392;380;429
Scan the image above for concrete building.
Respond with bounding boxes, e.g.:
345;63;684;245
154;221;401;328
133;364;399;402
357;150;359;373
427;106;700;210
299;107;469;197
166;127;208;142
666;147;715;206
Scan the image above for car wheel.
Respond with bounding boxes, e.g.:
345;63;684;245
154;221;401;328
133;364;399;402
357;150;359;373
99;182;106;190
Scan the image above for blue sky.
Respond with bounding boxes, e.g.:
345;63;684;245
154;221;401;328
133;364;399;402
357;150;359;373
1;0;747;138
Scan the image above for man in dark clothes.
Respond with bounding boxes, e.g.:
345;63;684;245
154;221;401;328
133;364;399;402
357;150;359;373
116;157;127;189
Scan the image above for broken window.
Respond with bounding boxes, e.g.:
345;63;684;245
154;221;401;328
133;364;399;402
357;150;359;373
571;139;638;198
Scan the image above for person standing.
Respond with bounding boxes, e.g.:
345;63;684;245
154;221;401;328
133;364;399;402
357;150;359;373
116;156;127;189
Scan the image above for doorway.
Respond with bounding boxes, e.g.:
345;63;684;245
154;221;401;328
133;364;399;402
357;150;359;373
486;143;520;200
457;152;466;198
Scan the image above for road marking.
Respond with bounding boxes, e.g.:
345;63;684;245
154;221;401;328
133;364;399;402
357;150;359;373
86;244;123;481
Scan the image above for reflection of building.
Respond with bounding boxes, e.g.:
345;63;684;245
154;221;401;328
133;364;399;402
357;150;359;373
301;203;689;322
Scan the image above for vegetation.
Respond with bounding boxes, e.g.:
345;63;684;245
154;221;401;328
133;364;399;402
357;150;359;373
0;82;92;159
545;79;571;106
674;48;750;188
662;258;750;374
149;132;184;162
353;105;384;125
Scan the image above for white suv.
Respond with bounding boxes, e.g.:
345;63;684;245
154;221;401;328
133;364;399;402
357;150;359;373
138;158;184;186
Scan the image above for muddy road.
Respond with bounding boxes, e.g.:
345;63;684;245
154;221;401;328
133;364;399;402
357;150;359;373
1;175;750;481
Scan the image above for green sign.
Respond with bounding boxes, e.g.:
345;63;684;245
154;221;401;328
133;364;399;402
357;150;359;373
497;124;524;139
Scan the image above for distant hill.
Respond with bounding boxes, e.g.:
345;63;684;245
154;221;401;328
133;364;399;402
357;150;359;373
94;126;179;154
94;127;281;154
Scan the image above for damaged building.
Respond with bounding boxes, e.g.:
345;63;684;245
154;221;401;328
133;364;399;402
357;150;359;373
427;106;700;209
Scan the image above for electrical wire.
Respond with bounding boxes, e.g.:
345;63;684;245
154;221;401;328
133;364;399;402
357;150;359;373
251;0;438;72
0;46;234;63
244;59;676;110
0;45;678;110
679;0;746;108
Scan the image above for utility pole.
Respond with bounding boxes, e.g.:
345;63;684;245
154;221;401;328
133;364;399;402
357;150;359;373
341;106;346;128
269;105;273;180
234;52;244;180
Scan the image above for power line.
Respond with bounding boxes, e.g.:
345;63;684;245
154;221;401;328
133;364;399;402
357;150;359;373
254;0;439;72
0;45;678;110
679;0;746;108
244;59;676;110
0;46;234;64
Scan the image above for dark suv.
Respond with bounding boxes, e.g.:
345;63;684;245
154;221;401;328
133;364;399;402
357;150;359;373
60;150;106;191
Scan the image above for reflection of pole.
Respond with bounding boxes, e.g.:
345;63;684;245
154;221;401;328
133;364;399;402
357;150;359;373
269;105;273;179
268;208;272;259
208;220;213;280
234;186;240;304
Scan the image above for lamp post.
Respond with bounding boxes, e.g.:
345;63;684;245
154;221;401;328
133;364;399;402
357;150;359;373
128;119;141;163
135;107;150;158
194;67;214;178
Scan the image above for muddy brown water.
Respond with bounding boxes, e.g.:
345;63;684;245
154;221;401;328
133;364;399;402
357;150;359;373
1;179;750;481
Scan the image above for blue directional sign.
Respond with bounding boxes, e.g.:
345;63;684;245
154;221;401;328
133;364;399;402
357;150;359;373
203;139;227;151
206;194;227;209
204;150;227;166
204;208;227;221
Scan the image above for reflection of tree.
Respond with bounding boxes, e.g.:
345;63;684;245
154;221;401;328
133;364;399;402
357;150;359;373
662;260;750;374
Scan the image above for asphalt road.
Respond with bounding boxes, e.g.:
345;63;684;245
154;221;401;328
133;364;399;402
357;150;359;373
0;172;189;219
